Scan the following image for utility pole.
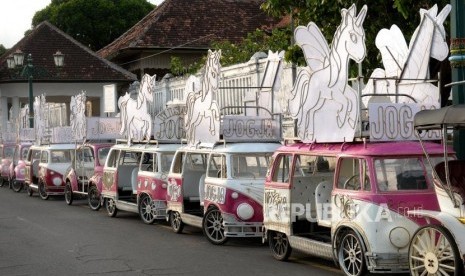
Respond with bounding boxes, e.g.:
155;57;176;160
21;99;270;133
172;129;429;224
450;1;465;159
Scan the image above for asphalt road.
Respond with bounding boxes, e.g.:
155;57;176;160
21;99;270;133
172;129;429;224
0;185;342;276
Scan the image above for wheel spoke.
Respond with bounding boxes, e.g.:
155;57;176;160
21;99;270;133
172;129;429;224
438;263;456;271
411;264;426;270
411;255;424;262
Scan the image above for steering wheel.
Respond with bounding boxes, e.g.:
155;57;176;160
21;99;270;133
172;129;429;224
343;174;360;190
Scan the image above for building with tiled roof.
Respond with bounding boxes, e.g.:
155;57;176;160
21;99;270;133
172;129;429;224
98;0;279;78
0;21;137;130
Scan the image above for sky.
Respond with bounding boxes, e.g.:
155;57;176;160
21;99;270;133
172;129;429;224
0;0;163;49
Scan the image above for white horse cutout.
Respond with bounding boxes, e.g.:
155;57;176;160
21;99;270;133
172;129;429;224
185;50;221;145
34;94;47;143
70;91;87;141
118;74;156;144
362;4;451;107
288;4;367;143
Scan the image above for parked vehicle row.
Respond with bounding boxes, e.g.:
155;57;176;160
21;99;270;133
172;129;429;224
2;105;465;276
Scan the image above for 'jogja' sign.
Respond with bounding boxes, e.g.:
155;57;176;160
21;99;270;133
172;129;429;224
221;115;280;142
368;103;440;141
153;105;187;141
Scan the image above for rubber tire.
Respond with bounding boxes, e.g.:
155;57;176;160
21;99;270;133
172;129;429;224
338;230;366;276
268;231;292;261
12;179;23;193
170;211;184;234
202;208;228;245
409;224;464;276
0;177;4;187
139;195;155;224
64;182;73;205
105;198;117;217
38;182;49;200
87;185;101;211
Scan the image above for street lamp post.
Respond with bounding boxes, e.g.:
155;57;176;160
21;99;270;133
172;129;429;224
6;49;64;128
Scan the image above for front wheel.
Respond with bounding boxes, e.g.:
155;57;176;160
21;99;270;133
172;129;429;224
64;182;73;205
170;211;184;233
87;185;101;211
338;230;366;276
0;177;4;187
12;179;23;193
139;195;155;224
105;198;117;217
38;182;49;200
409;225;463;276
202;208;228;245
268;231;292;261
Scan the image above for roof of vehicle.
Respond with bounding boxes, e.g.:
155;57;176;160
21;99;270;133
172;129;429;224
213;142;281;154
275;141;448;157
29;144;77;150
110;142;181;153
80;143;114;150
414;104;465;130
177;142;282;154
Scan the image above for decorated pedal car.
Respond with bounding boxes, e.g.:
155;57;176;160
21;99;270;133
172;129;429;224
10;141;33;192
0;141;16;188
63;92;114;210
166;50;282;245
100;75;183;224
263;3;457;276
24;94;76;200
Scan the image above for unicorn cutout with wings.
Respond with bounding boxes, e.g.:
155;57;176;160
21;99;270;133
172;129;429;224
288;4;368;143
118;74;156;144
70;91;87;141
184;50;221;145
362;4;451;107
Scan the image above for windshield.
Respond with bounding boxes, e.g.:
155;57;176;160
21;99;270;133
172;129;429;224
374;156;446;192
160;153;174;173
50;150;73;163
3;146;15;159
231;153;271;179
98;147;110;166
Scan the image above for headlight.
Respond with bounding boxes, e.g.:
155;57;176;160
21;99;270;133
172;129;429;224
236;203;254;220
389;227;410;248
52;177;62;186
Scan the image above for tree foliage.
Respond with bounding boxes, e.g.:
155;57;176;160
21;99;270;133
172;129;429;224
32;0;154;51
0;44;6;57
206;0;451;77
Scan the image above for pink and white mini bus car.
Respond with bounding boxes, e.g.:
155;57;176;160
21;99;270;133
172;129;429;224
63;142;112;210
101;141;179;224
263;141;449;275
10;142;32;192
0;142;16;187
24;143;76;200
167;140;281;245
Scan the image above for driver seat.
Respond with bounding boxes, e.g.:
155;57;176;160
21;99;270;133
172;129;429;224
315;181;332;227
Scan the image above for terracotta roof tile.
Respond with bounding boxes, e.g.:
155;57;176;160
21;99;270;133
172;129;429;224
0;22;137;83
98;0;279;59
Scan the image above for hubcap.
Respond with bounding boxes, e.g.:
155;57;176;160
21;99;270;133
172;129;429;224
424;252;439;274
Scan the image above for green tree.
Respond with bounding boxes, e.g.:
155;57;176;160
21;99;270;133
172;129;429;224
32;0;154;50
0;44;6;57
